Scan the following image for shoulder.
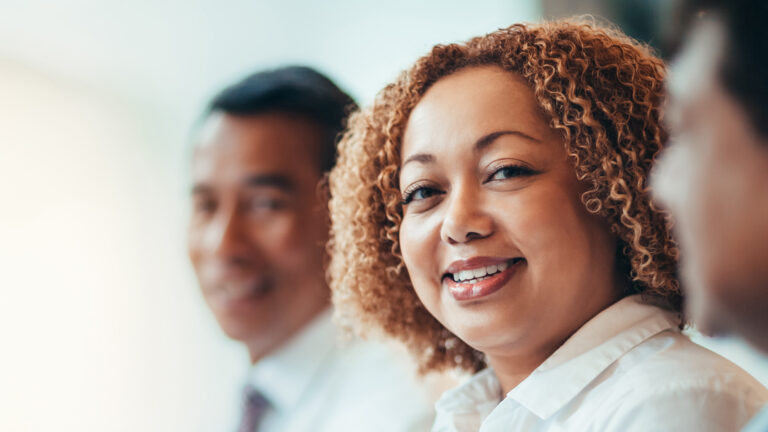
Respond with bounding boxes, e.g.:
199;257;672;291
318;339;436;431
615;331;765;393
592;331;768;431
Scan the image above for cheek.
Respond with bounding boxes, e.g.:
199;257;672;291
251;214;309;265
502;188;609;284
400;215;436;274
186;223;209;274
399;215;442;306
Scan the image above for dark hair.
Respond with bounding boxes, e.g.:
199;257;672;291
665;0;768;137
208;66;358;172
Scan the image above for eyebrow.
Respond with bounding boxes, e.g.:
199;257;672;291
243;174;295;191
401;130;540;168
191;174;295;195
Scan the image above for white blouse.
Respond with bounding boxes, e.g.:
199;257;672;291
432;295;768;431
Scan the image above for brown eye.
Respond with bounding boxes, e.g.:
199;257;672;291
486;165;536;182
193;197;217;215
402;186;443;205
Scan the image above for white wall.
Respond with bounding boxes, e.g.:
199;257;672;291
0;1;541;431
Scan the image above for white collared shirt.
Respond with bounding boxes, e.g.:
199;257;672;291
433;295;768;431
247;309;435;432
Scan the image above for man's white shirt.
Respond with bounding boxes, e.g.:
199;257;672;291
246;309;435;432
432;295;768;431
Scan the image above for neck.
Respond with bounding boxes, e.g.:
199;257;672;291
486;292;624;394
484;338;563;395
246;300;330;364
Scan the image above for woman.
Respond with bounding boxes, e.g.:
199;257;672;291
328;19;767;431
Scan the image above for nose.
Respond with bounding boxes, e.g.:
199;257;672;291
651;144;689;210
206;206;251;260
440;185;494;245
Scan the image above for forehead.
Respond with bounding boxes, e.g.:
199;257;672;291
403;66;552;157
193;112;324;183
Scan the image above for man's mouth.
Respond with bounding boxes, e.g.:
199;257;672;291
206;274;274;300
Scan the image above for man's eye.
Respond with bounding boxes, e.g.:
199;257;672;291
402;186;442;204
247;199;286;212
487;165;535;181
193;199;216;214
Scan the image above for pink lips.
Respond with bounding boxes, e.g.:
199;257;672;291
443;257;523;301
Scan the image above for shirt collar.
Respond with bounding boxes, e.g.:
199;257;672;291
248;308;337;413
435;295;680;423
507;295;680;419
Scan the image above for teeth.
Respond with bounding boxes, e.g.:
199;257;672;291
459;270;474;281
451;261;514;283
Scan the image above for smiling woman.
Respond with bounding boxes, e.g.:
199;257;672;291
328;18;768;431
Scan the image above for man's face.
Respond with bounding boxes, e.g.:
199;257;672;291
188;112;330;361
652;19;768;351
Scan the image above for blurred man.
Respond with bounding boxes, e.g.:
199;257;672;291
187;66;433;431
651;0;768;429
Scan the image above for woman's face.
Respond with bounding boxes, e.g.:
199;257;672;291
399;66;621;365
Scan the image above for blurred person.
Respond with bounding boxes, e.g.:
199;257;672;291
651;0;768;430
328;20;768;431
187;66;434;432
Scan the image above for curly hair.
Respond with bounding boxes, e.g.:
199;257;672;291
328;19;680;373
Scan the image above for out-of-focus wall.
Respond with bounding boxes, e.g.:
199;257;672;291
0;1;541;431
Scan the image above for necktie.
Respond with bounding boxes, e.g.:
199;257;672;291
238;385;271;432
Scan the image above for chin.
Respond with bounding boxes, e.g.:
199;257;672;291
450;314;529;353
217;318;262;343
687;291;732;338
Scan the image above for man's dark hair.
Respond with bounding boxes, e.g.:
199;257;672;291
208;66;358;173
665;0;768;137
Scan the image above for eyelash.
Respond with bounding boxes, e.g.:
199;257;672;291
401;182;442;205
401;164;536;205
484;164;536;182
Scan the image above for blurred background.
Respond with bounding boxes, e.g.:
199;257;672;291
0;1;765;431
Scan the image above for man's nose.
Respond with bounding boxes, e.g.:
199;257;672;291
651;143;689;210
439;184;494;245
206;206;251;260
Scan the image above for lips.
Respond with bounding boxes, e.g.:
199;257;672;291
203;270;274;301
443;257;524;301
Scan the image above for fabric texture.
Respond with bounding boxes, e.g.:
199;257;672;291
241;309;435;432
432;295;768;432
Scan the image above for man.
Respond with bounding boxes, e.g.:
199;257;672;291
651;0;768;429
187;66;434;431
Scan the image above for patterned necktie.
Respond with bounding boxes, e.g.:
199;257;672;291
238;385;271;432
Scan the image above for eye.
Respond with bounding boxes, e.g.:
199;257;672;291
402;184;444;205
246;198;286;212
486;164;536;182
192;196;217;215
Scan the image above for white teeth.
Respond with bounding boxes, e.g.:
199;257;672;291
459;270;474;281
451;262;514;283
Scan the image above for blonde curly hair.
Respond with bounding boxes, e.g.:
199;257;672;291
328;19;680;373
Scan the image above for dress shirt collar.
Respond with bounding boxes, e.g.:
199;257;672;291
436;295;681;422
248;308;337;414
